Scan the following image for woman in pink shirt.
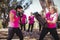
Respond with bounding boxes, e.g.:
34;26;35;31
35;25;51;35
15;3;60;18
20;14;27;31
7;5;23;40
39;6;59;40
27;12;34;32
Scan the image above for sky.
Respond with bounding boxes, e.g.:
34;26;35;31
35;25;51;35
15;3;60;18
12;0;60;13
17;0;20;2
24;0;60;17
53;0;60;13
24;0;42;16
10;0;60;17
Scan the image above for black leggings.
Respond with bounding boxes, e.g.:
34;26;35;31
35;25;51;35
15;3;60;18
21;24;26;31
27;24;34;32
39;27;59;40
7;27;23;40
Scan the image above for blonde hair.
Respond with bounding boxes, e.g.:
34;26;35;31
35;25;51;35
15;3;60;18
49;6;58;13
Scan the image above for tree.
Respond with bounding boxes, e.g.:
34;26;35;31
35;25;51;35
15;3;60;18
39;0;54;10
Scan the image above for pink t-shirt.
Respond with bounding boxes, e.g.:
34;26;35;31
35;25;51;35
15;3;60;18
29;15;34;24
21;14;26;24
46;12;58;28
8;10;20;28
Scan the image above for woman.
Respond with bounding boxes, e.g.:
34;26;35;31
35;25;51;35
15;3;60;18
7;9;23;40
39;6;59;40
27;12;34;32
21;14;27;31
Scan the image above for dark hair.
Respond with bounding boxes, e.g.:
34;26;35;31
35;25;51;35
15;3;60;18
16;5;23;10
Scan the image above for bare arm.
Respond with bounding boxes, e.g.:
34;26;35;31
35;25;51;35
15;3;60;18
9;12;14;22
47;15;58;24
